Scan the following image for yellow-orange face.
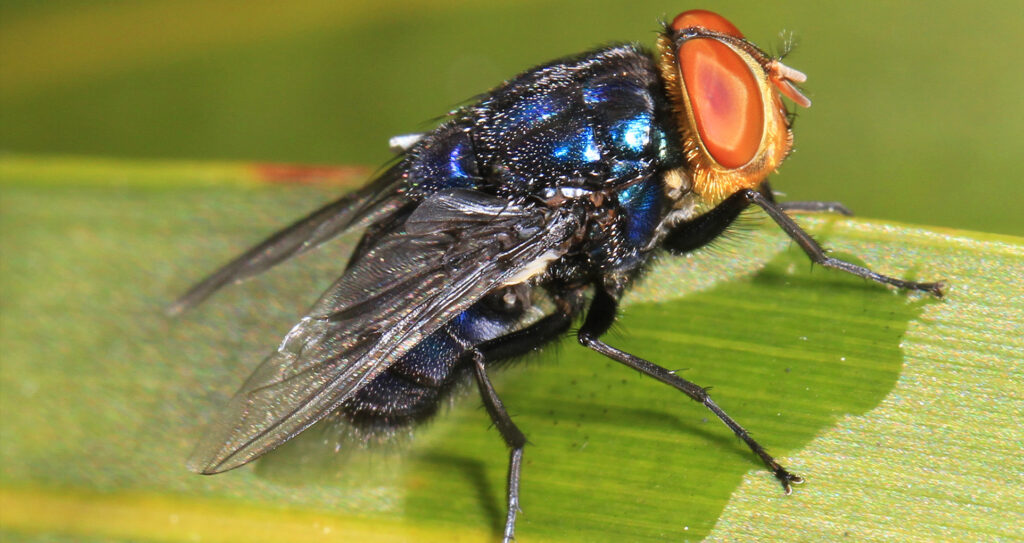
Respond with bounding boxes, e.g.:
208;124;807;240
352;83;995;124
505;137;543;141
657;10;811;202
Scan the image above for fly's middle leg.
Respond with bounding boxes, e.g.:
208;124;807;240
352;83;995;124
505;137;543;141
577;285;804;493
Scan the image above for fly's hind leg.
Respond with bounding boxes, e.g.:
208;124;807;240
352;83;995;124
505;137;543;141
471;354;527;543
467;298;579;542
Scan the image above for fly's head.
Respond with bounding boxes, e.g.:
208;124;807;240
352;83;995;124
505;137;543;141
657;9;811;203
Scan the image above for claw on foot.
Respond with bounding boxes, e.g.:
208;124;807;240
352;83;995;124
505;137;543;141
924;281;947;298
775;469;804;495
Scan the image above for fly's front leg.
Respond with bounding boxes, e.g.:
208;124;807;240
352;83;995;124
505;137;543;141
577;286;803;492
665;188;944;296
743;189;944;295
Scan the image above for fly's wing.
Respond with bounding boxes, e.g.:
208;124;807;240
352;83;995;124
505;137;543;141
167;167;407;316
187;189;580;474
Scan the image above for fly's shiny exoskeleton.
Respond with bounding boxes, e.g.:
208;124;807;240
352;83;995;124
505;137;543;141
173;10;944;541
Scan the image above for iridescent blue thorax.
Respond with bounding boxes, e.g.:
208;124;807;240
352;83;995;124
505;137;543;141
406;45;677;199
616;176;663;249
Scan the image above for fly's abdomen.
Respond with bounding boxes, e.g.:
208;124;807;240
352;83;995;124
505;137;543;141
340;289;528;429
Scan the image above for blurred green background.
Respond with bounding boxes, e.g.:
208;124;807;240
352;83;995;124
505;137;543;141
1;0;1021;235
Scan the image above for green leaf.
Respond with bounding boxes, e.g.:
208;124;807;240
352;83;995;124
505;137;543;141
1;156;1021;542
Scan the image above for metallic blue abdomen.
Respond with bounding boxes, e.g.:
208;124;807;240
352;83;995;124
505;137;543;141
342;293;525;426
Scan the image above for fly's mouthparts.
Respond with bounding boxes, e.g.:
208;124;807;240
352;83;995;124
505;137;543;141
770;60;812;108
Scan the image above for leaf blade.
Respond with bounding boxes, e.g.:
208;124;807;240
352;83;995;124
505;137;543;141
1;156;1020;542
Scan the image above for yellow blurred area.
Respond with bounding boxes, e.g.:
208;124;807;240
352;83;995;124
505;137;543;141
0;0;449;97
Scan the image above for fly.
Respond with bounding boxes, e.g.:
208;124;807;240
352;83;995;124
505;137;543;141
172;9;944;541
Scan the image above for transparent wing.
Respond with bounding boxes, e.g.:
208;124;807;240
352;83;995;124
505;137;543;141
167;167;406;316
188;189;580;473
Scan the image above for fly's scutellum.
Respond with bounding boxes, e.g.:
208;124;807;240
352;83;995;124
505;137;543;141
173;10;944;541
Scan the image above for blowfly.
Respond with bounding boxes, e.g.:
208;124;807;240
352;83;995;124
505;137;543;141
173;9;944;541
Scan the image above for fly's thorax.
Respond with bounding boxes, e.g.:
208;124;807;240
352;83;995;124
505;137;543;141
551;183;662;285
462;45;673;197
655;10;811;205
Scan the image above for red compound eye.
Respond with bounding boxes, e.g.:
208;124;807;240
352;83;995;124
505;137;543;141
663;9;809;198
671;9;743;38
677;37;763;168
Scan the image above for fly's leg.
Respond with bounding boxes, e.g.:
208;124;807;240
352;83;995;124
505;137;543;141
664;188;943;296
577;286;803;493
480;295;580;364
744;189;943;295
467;298;579;542
471;354;527;543
777;201;853;215
760;181;852;215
